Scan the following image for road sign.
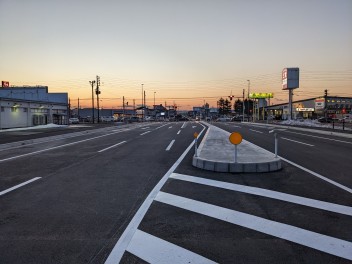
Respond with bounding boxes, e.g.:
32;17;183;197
229;132;242;145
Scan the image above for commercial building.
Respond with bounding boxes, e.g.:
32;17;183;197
265;96;352;120
0;86;68;129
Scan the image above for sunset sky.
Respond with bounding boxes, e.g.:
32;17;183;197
1;0;351;110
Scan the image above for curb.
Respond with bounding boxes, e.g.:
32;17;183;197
192;156;282;173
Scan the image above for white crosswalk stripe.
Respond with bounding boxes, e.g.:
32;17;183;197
107;172;352;263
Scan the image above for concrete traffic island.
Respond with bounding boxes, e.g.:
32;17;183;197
193;124;281;173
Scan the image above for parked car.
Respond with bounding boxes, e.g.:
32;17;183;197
69;117;79;124
128;116;140;123
317;117;333;123
231;116;243;122
217;116;231;122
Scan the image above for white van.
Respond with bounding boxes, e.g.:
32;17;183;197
100;116;114;122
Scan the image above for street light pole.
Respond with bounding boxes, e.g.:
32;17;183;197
89;80;95;124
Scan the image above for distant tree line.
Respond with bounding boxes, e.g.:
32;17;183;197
217;98;254;116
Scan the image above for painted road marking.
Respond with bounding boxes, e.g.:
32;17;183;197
170;173;352;216
177;130;181;135
166;140;175;151
141;127;150;130
232;125;241;128
0;130;126;163
249;129;263;134
181;122;187;129
281;137;314;146
155;124;168;130
127;229;216;264
0;177;41;196
140;131;151;136
98;141;127;153
279;156;352;194
168;126;173;129
285;131;352;145
104;123;207;264
192;126;197;128
155;192;352;261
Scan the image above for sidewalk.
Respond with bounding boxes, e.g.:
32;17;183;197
193;124;281;173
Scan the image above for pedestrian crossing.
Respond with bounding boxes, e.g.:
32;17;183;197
108;172;352;263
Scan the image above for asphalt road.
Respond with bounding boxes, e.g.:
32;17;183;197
0;121;351;263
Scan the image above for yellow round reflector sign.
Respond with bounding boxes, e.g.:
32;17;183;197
194;132;199;138
229;132;242;145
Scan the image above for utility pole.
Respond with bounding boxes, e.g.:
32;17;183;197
78;98;80;119
96;76;101;123
89;80;95;124
247;80;250;121
141;84;144;121
324;89;328;118
144;90;146;120
123;96;125;117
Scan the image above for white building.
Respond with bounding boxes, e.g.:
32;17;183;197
0;86;68;129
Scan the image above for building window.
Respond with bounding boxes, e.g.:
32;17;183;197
23;108;28;112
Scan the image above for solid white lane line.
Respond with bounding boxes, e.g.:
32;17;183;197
155;192;352;261
104;123;206;264
0;177;41;196
170;173;352;216
127;229;216;264
177;130;181;135
279;156;352;194
249;129;263;134
285;131;352;144
165;140;175;151
98;141;127;153
281;137;314;147
140;131;151;136
0;130;125;163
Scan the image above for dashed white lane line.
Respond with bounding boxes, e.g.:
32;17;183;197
127;229;216;264
155;192;352;261
170;173;352;216
281;137;314;147
177;130;181;135
0;177;41;196
165;140;175;151
98;141;127;153
249;129;263;134
168;126;173;129
181;122;187;129
140;131;151;136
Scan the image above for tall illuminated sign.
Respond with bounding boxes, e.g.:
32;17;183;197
282;68;299;120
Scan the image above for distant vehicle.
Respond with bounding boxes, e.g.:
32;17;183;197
69;118;79;124
317;117;332;123
100;116;114;122
217;116;231;122
128;116;140;123
231;116;243;122
145;116;155;121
